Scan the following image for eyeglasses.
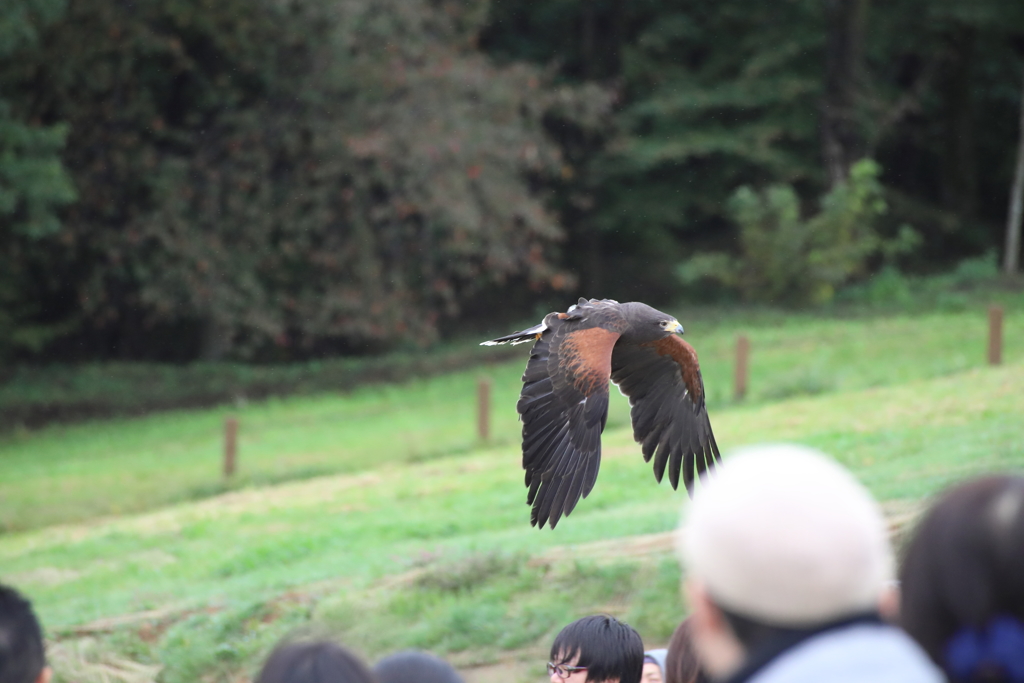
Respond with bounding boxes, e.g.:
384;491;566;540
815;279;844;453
547;662;588;679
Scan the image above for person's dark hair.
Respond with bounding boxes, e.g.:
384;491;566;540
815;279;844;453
256;639;376;683
373;650;463;683
550;615;644;683
0;584;47;683
664;618;709;683
899;476;1024;680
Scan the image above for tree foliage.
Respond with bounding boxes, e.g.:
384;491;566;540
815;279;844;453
680;160;917;304
2;0;1024;362
0;0;76;358
1;0;594;360
483;0;1024;296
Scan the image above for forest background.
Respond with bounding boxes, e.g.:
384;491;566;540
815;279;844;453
3;0;1024;369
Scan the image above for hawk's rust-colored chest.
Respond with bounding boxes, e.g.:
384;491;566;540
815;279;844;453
557;326;620;395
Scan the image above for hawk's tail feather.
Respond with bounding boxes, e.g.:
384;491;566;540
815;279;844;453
480;322;547;346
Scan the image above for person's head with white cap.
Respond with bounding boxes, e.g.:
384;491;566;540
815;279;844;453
678;445;894;679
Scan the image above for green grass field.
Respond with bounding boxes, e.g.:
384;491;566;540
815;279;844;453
2;304;1021;533
1;300;1022;683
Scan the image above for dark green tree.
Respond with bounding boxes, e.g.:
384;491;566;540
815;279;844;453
482;0;1024;293
2;0;591;360
0;0;76;359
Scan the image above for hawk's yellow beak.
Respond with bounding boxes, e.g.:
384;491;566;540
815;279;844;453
667;320;683;334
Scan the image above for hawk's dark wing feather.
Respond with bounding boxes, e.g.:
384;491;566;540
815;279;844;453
517;312;620;529
611;335;720;495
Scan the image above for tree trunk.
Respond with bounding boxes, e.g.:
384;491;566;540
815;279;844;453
1004;72;1024;275
821;0;868;187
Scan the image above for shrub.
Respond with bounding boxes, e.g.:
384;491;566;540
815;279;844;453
679;159;917;305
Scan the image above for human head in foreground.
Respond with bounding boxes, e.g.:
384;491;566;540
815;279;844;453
374;650;463;683
679;445;942;683
899;475;1024;683
663;618;708;683
642;649;666;683
256;639;375;683
0;584;51;683
549;615;644;683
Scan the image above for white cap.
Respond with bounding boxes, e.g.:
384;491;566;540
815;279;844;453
680;444;893;626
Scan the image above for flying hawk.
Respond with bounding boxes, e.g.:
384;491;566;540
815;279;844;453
482;298;720;529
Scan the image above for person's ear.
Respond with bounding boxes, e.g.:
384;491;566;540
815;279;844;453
35;666;52;683
685;578;746;679
686;579;726;634
878;580;900;622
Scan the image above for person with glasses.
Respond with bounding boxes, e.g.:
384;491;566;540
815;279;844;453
547;615;644;683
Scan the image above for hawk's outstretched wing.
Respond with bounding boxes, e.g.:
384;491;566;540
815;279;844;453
611;335;720;495
515;309;621;528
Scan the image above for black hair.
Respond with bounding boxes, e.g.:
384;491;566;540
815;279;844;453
899;476;1024;670
256;639;376;683
550;615;644;683
0;584;47;683
373;650;463;683
664;618;710;683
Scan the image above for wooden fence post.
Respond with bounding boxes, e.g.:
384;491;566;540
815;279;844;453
477;378;491;442
989;306;1004;366
735;335;750;401
224;416;238;478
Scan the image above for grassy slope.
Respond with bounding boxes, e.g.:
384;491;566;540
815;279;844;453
0;362;1020;678
7;360;1022;622
1;302;1022;682
1;306;1021;533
